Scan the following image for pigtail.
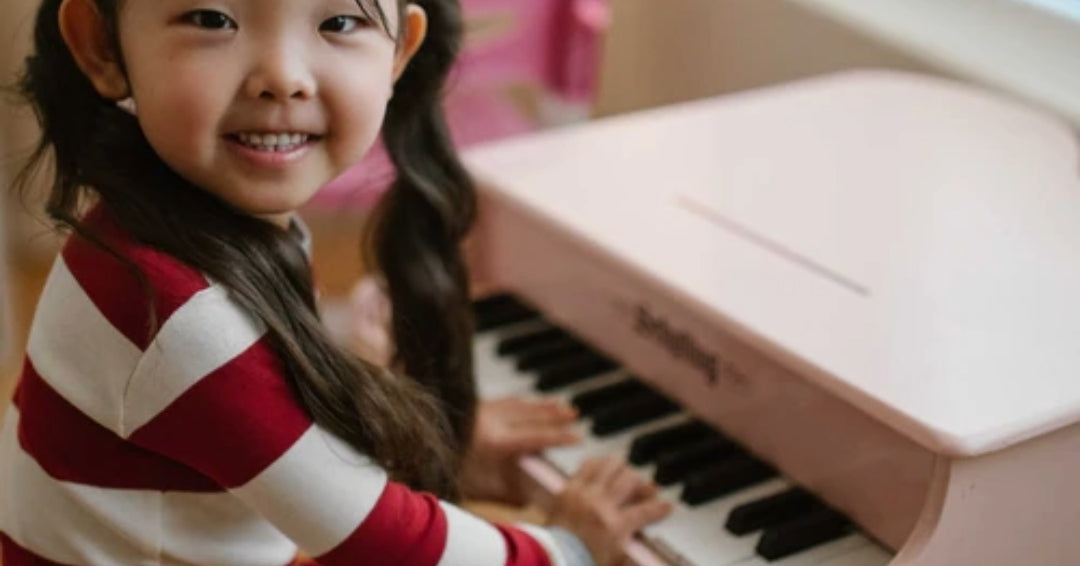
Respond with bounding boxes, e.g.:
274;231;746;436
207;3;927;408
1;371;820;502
372;0;478;462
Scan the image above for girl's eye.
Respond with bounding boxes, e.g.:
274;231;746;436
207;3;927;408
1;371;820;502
183;10;237;30
320;15;366;34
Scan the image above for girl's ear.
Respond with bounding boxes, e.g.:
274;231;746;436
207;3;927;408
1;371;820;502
392;4;428;83
59;0;129;99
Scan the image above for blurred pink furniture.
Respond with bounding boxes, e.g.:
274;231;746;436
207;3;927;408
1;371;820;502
311;0;611;210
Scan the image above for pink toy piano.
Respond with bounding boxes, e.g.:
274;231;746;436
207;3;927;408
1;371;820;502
463;70;1080;566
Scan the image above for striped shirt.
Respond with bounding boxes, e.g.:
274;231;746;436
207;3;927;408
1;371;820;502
0;208;579;566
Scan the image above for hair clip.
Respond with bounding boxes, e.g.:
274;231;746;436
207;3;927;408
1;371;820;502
116;97;138;116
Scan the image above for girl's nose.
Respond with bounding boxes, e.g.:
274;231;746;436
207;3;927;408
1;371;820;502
243;48;316;101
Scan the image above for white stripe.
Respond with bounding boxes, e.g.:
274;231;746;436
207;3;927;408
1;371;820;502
436;502;509;565
232;424;389;556
123;283;265;436
0;408;295;566
517;524;569;566
290;216;314;259
0;406;156;565
160;490;297;566
26;258;141;434
0;409;20;550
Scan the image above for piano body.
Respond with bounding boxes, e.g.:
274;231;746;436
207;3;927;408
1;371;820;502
461;70;1080;565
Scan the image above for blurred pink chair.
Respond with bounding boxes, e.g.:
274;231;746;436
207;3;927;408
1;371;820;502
310;0;611;210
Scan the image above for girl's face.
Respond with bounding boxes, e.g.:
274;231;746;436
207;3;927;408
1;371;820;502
112;0;419;225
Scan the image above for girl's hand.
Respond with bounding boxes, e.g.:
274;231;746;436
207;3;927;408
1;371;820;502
461;397;580;505
548;456;673;566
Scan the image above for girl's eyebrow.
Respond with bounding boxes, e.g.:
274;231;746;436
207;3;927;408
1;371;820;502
334;0;376;13
349;0;396;35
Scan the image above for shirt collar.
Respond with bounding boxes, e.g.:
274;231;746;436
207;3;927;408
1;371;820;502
288;216;313;260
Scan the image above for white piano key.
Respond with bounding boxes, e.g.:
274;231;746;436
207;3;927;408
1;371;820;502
545;370;633;407
643;478;791;566
474;346;534;399
544;413;690;475
473;326;544;399
815;544;893;566
474;324;625;401
728;534;870;566
473;314;897;566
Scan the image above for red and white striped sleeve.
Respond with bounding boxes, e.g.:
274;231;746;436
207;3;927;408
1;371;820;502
3;210;585;566
121;299;565;566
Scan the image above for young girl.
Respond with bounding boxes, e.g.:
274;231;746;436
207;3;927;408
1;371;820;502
0;0;671;564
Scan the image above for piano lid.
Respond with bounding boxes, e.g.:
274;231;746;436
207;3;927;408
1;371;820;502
463;70;1080;457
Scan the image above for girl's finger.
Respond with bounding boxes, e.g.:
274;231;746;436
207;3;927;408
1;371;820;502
618;498;674;535
573;456;605;484
605;467;646;503
510;399;578;425
626;478;661;504
503;426;581;453
591;455;627;488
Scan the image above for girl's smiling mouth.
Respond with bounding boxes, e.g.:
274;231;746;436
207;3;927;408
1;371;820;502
225;132;323;167
228;132;323;153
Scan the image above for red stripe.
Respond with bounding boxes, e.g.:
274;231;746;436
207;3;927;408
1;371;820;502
128;337;312;488
14;359;221;492
1;533;73;566
498;526;555;566
316;481;448;566
62;206;208;349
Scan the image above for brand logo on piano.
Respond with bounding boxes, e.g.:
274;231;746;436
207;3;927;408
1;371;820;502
634;305;722;385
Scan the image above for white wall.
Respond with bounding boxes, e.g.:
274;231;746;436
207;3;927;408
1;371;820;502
595;0;1080;128
595;0;935;117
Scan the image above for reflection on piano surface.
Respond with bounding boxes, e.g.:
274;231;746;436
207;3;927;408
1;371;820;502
462;70;1080;565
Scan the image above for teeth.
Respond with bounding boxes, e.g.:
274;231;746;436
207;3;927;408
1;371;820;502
236;132;310;150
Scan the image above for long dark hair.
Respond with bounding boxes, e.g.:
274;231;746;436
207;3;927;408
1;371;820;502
15;0;476;500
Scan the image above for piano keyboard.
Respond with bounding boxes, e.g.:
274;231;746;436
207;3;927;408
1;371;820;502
473;295;893;566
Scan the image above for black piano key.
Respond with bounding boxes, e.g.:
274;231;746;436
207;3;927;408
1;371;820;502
496;327;567;357
653;435;739;486
472;294;521;322
535;353;618;392
473;294;539;332
725;488;819;536
628;420;713;466
590;390;680;437
515;336;589;371
755;506;854;561
680;455;777;506
571;379;649;418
